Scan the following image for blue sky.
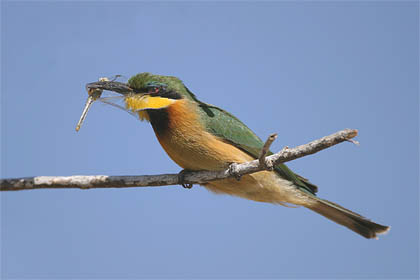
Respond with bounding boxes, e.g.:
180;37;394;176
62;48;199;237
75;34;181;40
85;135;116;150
1;1;418;279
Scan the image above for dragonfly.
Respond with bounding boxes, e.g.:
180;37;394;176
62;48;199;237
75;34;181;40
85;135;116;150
75;76;138;131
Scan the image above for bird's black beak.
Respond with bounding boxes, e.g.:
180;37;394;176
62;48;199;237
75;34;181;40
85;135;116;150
85;81;134;95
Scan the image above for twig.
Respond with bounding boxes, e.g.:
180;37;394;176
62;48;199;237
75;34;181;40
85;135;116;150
346;139;360;146
0;129;358;191
258;133;278;170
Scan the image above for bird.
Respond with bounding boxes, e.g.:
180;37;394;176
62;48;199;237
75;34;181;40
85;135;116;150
80;72;390;239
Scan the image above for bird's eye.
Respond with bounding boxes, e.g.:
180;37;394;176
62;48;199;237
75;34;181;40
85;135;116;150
148;86;160;94
145;82;167;95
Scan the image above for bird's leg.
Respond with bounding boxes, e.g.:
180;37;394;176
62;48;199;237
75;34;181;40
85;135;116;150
228;162;242;181
178;169;193;189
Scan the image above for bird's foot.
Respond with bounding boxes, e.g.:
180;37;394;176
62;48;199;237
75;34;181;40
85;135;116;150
178;169;193;189
228;162;242;181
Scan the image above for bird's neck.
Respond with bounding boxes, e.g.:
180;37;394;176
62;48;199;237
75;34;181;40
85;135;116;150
147;108;170;136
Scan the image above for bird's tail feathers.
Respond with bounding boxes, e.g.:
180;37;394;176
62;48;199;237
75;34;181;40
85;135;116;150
306;196;390;239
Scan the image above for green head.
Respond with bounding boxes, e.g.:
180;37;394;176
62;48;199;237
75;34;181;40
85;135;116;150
127;73;198;101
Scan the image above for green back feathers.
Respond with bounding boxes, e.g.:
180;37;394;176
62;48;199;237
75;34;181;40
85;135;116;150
196;103;318;195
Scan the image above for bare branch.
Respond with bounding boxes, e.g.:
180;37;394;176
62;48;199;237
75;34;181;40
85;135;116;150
0;129;358;191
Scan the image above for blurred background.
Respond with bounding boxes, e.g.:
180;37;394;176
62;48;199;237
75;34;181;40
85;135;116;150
1;1;418;279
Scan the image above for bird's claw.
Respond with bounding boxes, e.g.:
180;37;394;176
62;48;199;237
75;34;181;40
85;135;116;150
178;169;193;189
228;163;242;181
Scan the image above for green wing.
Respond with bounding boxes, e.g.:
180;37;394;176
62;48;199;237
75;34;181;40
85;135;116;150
196;102;318;195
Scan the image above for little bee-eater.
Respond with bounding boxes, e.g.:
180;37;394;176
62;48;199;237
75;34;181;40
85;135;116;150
79;73;389;239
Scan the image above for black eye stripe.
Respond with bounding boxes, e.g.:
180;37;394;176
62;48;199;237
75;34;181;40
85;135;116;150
145;86;182;99
162;90;182;100
132;84;182;99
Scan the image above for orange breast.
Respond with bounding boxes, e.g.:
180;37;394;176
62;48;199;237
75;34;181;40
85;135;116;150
153;99;253;171
150;99;306;205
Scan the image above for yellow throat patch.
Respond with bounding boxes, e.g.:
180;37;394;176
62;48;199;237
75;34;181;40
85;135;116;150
124;94;176;121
